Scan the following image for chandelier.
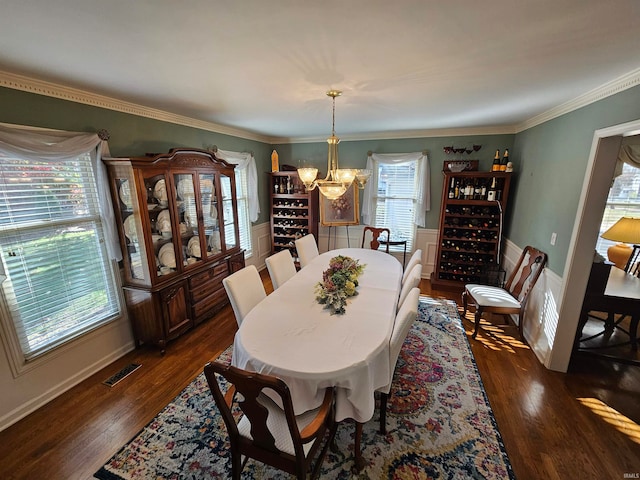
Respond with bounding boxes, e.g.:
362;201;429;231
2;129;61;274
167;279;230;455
297;90;371;200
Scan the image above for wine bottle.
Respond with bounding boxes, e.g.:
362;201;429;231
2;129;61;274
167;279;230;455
492;150;501;172
480;179;487;199
487;177;497;201
474;178;481;200
500;149;509;172
448;177;455;199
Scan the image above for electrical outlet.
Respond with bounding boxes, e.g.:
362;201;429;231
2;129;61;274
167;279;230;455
550;232;557;246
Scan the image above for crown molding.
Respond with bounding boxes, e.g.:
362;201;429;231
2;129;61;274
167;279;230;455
0;70;271;144
272;125;517;144
516;68;640;133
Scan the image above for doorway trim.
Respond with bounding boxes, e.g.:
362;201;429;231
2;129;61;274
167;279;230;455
547;119;640;372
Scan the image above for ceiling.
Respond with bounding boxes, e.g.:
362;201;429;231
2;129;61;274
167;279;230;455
1;0;640;142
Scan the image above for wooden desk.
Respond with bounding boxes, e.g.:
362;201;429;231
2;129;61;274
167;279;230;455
576;266;640;362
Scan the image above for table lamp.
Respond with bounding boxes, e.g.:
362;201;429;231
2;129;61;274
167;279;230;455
600;217;640;269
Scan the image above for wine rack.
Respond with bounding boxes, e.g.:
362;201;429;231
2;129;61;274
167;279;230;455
431;171;512;289
269;172;319;265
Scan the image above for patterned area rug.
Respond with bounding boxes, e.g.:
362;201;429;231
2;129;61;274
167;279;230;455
95;296;514;479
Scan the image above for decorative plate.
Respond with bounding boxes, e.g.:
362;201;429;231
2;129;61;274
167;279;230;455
123;215;137;241
158;243;176;268
187;236;201;258
157;209;172;232
119;180;132;208
177;178;194;199
153;179;168;203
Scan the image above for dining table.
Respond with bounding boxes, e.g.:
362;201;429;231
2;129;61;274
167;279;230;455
231;247;403;469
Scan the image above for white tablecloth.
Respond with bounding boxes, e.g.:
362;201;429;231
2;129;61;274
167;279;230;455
232;248;403;422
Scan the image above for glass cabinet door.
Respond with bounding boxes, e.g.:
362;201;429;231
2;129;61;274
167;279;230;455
144;172;177;278
174;173;200;269
199;173;221;259
115;176;147;282
220;174;238;251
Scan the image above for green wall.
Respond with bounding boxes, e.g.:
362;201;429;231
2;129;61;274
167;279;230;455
508;84;640;274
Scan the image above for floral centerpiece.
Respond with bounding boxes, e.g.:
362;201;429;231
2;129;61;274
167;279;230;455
315;255;366;315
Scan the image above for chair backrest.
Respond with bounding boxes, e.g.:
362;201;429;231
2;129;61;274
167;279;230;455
361;226;390;253
265;250;297;290
295;234;319;268
504;245;548;304
398;263;422;310
382;287;419;394
204;360;335;478
624;244;640;277
402;249;422;284
222;265;266;327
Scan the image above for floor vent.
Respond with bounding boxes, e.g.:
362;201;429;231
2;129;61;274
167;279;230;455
103;363;142;387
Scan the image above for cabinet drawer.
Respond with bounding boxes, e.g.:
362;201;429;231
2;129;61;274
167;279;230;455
192;287;228;320
190;271;227;303
190;263;229;289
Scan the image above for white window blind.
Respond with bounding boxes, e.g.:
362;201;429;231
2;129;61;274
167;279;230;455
235;168;253;256
0;153;120;361
372;161;419;251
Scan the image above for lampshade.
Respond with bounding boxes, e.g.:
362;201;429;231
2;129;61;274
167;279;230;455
297;90;360;199
600;217;640;269
601;217;640;243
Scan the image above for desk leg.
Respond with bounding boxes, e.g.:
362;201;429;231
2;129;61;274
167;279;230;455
353;422;365;472
631;316;639;351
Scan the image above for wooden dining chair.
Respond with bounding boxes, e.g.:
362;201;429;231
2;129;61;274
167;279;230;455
295;234;319;268
462;245;547;340
222;265;267;327
624;244;640;277
361;226;390;253
204;360;338;480
265;249;297;290
377;287;419;434
398;263;422;311
402;249;422;283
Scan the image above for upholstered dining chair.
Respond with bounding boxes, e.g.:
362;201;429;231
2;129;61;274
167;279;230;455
265;249;297;290
377;287;419;434
204;360;338;480
222;265;267;327
361;226;391;253
295;234;319;268
462;245;547;340
398;263;422;310
402;249;422;283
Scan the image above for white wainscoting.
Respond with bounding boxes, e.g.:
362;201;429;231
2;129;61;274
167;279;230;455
501;240;563;367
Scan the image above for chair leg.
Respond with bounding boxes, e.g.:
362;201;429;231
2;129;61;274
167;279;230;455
379;392;388;434
472;307;483;339
462;290;468;315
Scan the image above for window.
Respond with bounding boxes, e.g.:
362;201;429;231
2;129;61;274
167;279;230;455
0;152;120;362
362;152;429;253
595;162;640;258
374;162;418;250
234;167;253;256
215;149;260;258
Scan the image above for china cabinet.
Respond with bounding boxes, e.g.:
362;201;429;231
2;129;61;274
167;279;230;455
431;171;511;289
104;148;245;352
269;171;319;265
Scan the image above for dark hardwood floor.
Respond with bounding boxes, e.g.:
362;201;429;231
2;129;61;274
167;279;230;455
1;270;638;479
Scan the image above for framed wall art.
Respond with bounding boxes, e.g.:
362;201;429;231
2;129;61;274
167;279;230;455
320;182;360;226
